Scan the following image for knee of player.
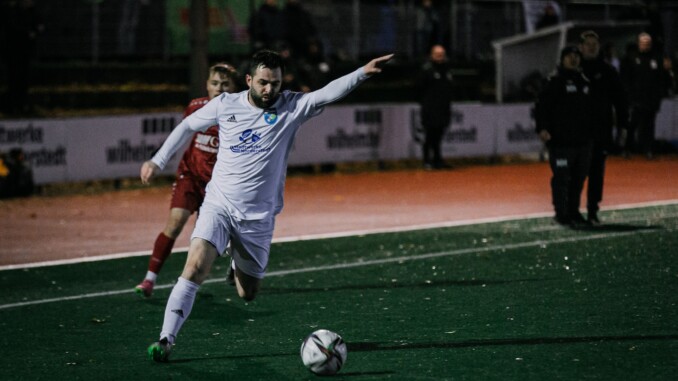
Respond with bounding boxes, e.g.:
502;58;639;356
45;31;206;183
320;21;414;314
182;265;210;284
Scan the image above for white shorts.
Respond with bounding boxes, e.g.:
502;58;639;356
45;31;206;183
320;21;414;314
191;202;275;279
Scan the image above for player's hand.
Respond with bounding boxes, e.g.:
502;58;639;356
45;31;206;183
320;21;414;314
538;130;551;143
140;160;159;185
363;54;394;76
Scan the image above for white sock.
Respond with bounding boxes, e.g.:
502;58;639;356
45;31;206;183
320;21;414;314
145;271;157;283
231;259;236;270
160;277;200;344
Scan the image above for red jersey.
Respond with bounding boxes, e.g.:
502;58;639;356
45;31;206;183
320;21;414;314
176;97;219;183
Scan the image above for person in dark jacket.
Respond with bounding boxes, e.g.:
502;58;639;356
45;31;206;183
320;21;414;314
418;44;454;169
578;30;629;225
535;46;594;227
620;32;671;158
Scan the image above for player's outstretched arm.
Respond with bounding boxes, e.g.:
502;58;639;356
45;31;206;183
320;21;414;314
310;53;394;108
363;54;394;76
140;160;159;185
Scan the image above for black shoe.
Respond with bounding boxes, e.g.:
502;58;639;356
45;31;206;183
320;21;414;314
569;212;591;228
588;212;601;226
554;215;571;226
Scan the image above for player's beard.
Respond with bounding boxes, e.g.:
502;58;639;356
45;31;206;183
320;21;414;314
249;88;278;109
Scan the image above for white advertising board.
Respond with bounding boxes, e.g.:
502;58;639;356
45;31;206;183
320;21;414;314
2;99;676;185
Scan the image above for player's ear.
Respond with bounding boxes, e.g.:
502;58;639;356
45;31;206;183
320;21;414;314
246;74;253;88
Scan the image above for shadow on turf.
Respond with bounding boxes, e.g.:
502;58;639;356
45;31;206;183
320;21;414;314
261;277;549;295
572;223;662;232
349;334;678;352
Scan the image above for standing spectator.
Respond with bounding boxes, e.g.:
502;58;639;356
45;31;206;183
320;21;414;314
281;0;317;60
418;45;454;170
578;31;629;225
621;32;672;159
134;63;240;298
414;0;442;58
1;0;44;115
248;0;283;51
535;46;594;227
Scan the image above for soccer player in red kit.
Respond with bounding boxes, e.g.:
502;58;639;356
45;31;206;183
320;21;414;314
135;63;240;297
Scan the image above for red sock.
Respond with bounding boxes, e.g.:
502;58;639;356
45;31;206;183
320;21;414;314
148;233;176;275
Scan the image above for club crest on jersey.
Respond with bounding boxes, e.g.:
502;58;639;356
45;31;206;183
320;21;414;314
263;108;278;125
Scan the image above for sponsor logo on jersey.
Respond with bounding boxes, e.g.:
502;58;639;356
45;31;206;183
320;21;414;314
229;129;270;154
227;115;237;123
194;132;219;153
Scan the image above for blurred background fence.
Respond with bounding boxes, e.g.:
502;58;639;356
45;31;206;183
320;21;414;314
0;0;676;114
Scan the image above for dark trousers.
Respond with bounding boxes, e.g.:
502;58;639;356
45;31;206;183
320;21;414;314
422;123;446;167
628;106;657;155
586;141;607;214
548;143;593;218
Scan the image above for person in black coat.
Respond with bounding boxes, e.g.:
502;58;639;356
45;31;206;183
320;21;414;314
620;32;671;158
535;46;594;227
418;44;454;169
578;30;629;224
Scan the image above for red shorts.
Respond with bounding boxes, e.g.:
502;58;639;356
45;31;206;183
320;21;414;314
170;174;207;213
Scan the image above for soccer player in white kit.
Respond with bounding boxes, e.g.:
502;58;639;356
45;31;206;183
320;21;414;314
141;50;393;362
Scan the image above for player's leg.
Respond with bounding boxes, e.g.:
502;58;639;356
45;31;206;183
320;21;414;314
136;176;201;297
148;238;218;362
135;208;192;297
148;203;230;362
234;267;261;302
229;216;275;301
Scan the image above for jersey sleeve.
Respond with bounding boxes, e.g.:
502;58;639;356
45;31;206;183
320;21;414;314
295;67;369;118
150;119;197;170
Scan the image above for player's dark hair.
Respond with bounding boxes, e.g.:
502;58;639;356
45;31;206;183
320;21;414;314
248;50;285;77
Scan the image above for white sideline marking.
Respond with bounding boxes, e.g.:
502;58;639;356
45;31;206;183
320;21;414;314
2;199;677;271
0;227;664;311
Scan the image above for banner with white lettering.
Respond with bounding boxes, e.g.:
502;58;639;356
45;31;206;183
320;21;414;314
0;113;183;184
65;114;183;181
408;103;495;159
0;119;68;184
493;104;543;154
2;99;676;185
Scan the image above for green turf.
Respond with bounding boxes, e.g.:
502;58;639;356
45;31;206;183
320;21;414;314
1;204;677;380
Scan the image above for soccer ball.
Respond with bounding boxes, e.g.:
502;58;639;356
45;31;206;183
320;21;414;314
300;329;347;375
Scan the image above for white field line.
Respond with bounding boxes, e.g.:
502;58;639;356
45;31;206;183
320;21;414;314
2;199;677;271
0;227;665;311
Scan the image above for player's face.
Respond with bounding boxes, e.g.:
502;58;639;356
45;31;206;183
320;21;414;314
247;65;282;109
206;72;235;99
579;37;599;60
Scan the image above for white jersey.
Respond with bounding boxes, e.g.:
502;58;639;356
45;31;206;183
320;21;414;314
152;67;369;220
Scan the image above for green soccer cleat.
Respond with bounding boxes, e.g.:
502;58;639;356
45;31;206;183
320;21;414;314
147;338;172;362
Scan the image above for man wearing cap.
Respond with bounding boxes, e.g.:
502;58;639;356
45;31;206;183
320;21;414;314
535;46;594;227
578;30;629;225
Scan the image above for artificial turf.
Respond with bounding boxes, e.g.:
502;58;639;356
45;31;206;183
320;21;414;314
1;203;677;380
